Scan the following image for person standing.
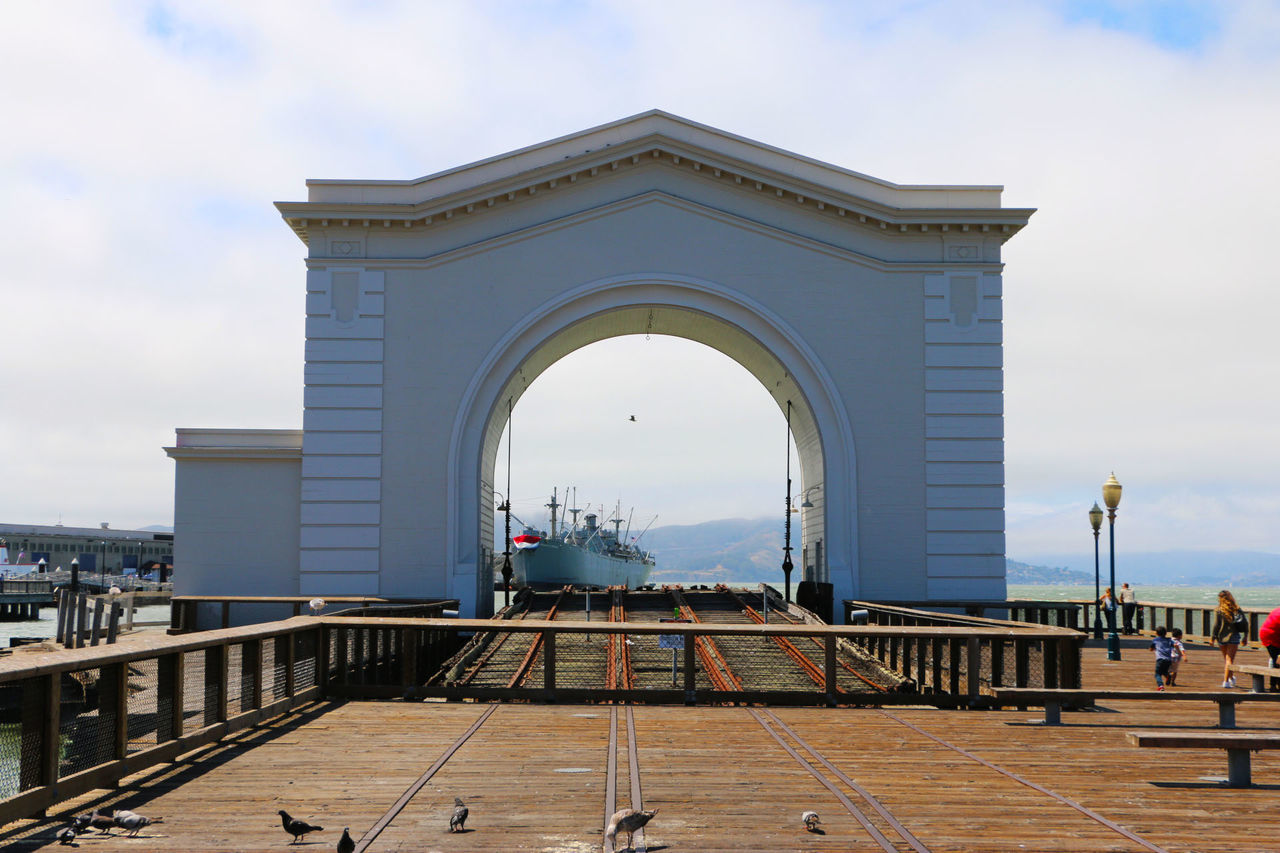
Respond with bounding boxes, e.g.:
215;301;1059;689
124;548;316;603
1099;586;1117;634
1259;605;1280;691
1119;583;1137;634
1211;589;1249;688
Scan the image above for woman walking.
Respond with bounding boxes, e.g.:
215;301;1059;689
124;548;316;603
1211;589;1248;688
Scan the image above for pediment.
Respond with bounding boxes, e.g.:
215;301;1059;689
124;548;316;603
276;110;1033;245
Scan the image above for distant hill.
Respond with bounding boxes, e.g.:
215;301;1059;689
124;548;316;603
1013;550;1280;587
493;514;1280;588
1005;559;1091;585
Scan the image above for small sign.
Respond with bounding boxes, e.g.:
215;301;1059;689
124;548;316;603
658;617;689;649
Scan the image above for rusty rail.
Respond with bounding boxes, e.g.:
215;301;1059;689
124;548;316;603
508;586;569;689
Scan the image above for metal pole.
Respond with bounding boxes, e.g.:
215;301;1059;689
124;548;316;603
500;398;514;608
1092;529;1102;639
1107;508;1121;660
782;400;793;604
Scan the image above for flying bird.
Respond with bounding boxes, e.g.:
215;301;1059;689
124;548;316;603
56;826;77;845
628;415;636;422
606;807;657;852
449;797;469;832
802;810;822;832
278;809;324;844
337;827;355;853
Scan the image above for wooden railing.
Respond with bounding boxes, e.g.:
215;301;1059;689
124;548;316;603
1074;599;1274;643
168;595;457;633
851;599;1082;630
0;617;335;825
0;614;1081;824
0;579;54;596
843;602;1083;690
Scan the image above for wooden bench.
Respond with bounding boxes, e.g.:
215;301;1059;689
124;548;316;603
1126;730;1280;787
987;687;1280;728
1229;663;1279;693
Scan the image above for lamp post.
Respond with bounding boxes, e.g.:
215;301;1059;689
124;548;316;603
496;492;513;608
781;400;794;604
1102;472;1123;660
1089;502;1103;639
100;540;108;592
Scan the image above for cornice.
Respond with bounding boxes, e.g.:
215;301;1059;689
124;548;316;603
300;191;1007;276
276;132;1034;247
164;446;303;462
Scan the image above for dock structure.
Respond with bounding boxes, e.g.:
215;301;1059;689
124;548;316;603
0;593;1276;851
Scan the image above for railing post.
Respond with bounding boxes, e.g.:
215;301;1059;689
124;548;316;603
543;630;556;695
318;626;332;697
948;638;963;695
75;594;89;648
1042;639;1059;689
99;662;129;763
683;630;697;704
335;627;349;689
205;645;228;724
19;674;61;794
990;637;1005;687
399;627;418;690
1014;639;1030;688
824;634;837;705
221;601;231;630
286;632;297;697
966;637;981;700
931;638;943;693
106;600;121;645
242;639;262;711
157;652;184;741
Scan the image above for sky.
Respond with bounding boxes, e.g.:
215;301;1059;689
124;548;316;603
2;1;1278;561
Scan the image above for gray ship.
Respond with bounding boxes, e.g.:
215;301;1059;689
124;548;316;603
511;489;655;589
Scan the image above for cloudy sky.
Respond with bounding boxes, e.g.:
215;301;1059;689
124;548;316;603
3;1;1277;561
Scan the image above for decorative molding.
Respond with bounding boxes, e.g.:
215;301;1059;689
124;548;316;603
279;140;1033;245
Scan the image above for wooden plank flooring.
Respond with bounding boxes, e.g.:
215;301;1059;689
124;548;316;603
1;637;1277;852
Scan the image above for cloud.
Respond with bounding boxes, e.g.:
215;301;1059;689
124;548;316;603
2;1;1278;556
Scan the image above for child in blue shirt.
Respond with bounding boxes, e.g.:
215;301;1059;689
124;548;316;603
1150;626;1175;690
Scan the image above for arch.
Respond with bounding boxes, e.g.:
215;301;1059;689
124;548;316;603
447;273;859;616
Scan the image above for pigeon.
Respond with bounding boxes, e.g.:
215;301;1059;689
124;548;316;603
449;797;469;832
337;827;355;853
113;810;153;836
77;810;114;835
605;807;657;852
279;809;324;844
56;826;77;845
802;810;822;832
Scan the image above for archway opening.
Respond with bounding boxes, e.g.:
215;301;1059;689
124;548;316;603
489;334;810;595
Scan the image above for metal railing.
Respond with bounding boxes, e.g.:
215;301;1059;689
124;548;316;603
0;579;54;596
854;599;1082;630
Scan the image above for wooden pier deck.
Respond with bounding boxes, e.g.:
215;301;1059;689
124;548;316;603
1;637;1277;852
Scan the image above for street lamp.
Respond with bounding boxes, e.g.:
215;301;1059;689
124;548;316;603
100;540;108;591
1089;503;1103;639
1102;472;1123;661
781;400;794;604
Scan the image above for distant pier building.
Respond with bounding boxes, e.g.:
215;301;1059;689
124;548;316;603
167;112;1033;618
0;522;173;574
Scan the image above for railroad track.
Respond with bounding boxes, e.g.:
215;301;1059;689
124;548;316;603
718;584;891;693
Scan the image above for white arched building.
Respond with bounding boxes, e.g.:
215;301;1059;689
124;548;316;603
166;111;1033;619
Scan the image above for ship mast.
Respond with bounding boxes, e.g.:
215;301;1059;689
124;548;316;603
545;488;560;538
609;501;624;544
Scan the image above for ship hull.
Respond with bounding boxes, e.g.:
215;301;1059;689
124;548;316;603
512;537;652;589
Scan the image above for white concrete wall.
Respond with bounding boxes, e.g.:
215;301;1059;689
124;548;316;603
172;114;1029;618
169;431;302;596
